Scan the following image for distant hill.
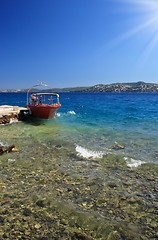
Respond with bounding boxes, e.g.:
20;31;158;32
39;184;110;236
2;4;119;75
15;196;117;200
78;81;158;93
56;81;158;93
1;82;158;93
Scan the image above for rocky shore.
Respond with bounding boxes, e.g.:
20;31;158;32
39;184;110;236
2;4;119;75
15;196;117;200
0;134;158;239
0;105;27;124
0;106;158;239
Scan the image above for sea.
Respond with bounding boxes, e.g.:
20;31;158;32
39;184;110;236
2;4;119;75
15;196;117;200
1;92;158;166
0;92;158;239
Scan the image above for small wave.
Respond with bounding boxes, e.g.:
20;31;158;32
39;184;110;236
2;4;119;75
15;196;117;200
56;113;61;117
67;111;76;115
76;145;104;159
0;141;8;147
56;111;76;117
124;157;146;168
8;159;16;163
0;141;5;146
10;118;18;124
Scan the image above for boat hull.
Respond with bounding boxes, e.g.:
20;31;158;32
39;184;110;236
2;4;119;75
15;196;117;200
28;104;61;119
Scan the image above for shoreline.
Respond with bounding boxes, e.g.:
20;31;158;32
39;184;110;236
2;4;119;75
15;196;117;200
0;105;28;124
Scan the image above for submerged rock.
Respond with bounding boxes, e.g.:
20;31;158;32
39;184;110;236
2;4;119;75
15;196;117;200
73;230;93;240
8;144;18;152
23;207;33;216
36;199;45;207
0;143;18;155
108;182;118;188
112;143;125;150
107;230;122;240
0;145;8;154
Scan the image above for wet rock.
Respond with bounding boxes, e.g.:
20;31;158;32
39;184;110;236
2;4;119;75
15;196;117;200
0;115;11;124
73;231;92;240
128;198;137;204
8;144;18;152
147;177;155;181
23;207;33;216
2;233;8;238
36;199;45;207
0;145;8;154
0;216;5;223
0;143;18;154
55;145;62;148
108;182;118;188
107;230;122;240
112;143;125;150
35;223;41;229
60;219;68;225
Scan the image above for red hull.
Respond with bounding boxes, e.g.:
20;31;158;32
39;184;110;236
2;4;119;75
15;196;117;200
28;104;61;119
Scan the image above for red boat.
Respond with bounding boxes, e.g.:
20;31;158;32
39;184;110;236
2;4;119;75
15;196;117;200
26;83;61;119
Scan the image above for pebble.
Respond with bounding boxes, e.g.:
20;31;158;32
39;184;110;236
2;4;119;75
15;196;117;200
35;224;41;229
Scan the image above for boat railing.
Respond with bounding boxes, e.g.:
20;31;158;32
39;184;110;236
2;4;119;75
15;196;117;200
29;93;59;106
27;82;60;107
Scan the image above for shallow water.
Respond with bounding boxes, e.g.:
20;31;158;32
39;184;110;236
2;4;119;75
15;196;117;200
0;92;158;239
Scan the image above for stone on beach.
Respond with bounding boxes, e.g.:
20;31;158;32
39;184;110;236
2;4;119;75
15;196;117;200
0;105;27;124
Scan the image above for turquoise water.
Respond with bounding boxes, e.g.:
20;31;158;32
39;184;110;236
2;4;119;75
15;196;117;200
1;92;158;164
57;92;158;164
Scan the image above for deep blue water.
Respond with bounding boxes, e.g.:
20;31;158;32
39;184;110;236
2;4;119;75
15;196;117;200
1;92;158;164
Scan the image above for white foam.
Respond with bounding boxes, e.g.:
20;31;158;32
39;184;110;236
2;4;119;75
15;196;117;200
9;118;18;124
0;141;4;146
67;111;76;115
124;157;146;168
8;159;16;163
56;113;61;117
76;145;104;159
0;141;8;147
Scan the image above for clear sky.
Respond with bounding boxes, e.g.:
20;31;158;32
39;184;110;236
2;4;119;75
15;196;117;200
1;0;158;89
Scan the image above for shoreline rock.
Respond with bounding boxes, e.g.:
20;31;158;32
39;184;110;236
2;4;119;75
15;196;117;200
0;144;18;154
0;105;28;124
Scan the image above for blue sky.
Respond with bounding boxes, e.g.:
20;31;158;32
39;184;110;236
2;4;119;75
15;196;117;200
1;0;158;89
